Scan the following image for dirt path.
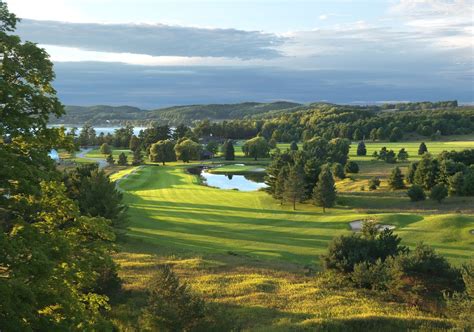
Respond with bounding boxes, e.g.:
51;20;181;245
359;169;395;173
77;148;108;169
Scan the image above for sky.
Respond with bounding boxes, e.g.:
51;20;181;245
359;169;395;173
5;0;474;108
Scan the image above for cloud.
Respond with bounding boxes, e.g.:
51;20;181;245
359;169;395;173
15;19;285;59
51;62;473;108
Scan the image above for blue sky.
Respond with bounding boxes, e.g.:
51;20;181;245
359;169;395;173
5;0;474;107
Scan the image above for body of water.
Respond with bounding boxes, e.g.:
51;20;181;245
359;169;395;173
200;170;267;191
48;125;147;136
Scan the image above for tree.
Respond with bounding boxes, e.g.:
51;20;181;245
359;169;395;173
313;165;336;212
385;149;397;163
389;127;403;142
106;154;115;166
407;185;426;202
388;167;405;189
430;183;448;203
418;142;428;155
174;139;202;163
356;141;367;156
0;4;117;329
397;148;409;161
149;140;176;165
129;135;140;152
273;165;289;204
99;142;112;155
332;163;345;179
413;154;439;189
290;141;299;151
242;136;270;160
268;138;277;149
407;162;418;184
345;161;359;174
283;165;306;210
141;265;206;331
117;152;128;166
448;171;464;196
368;177;381;190
132;148;144;166
205;141;219;157
369;128;378;141
222;139;235;160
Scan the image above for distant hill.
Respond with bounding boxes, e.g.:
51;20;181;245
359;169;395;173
51;100;459;126
52;101;303;126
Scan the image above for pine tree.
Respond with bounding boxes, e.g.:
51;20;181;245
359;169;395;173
290;141;299;151
283;165;305;210
274;166;289;204
129;135;140;152
106;154;115;166
313;165;337;212
397;148;409;161
117;152;128;166
223;140;235;160
418;142;428;155
388;166;405;189
100;143;112;155
356;141;367;156
132;149;143;166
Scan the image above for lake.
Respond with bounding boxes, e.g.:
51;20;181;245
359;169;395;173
199;169;267;191
48;125;147;136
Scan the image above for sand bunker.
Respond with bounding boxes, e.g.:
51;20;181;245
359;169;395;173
350;220;396;231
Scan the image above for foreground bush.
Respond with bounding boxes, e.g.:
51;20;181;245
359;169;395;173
407;185;426;202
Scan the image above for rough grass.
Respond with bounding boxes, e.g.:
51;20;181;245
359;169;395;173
85;148;133;159
109;160;473;331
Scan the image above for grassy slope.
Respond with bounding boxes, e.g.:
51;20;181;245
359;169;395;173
111;164;473;330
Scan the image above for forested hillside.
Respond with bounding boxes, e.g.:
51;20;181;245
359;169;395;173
54;101;303;126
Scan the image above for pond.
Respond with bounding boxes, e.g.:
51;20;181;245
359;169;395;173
189;166;267;191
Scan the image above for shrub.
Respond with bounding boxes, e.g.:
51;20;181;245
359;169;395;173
368;177;381;190
141;265;206;331
407;185;426;202
356;141;366;156
345;161;359;174
332;163;345;179
430;184;448;203
388;167;405;189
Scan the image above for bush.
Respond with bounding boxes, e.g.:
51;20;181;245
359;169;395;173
368;177;381;190
345;161;359;174
332;163;345;179
407;185;426;202
323;228;405;273
430;184;448;203
141;265;206;331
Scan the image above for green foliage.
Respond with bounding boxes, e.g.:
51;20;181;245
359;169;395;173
117;152;128;166
397;148;409;161
129;135;141;152
222;139;235;160
322;226;405;273
429;183;448;203
242;136;270;160
140;265;206;331
332;162;346;179
106;154;115;165
406;162;418;184
149;139;176;165
290;141;298;151
132;148;144;166
100;142;112;155
205;141;219;156
407;185;426;202
63;164;128;237
368;177;381;190
313;165;336;212
174;139;202;163
413;154;439;189
388;167;405;189
345;161;359;174
356;141;366;156
418;142;428;155
283;165;306;210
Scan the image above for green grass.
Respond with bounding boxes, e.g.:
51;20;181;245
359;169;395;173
349;140;474;161
111;164;473;330
118;165;473;265
85;148;133;159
